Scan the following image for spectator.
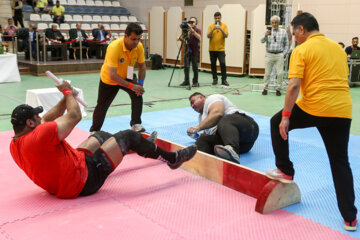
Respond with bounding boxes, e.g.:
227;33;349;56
45;24;66;60
11;0;24;28
260;15;289;96
51;0;65;24
92;23;111;59
19;23;41;59
69;23;89;59
3;18;18;42
345;37;360;58
34;0;50;14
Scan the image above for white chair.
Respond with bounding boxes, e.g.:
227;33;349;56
82;23;91;30
119;24;127;30
59;0;67;5
37;23;48;30
110;15;120;22
30;14;41;21
119;16;128;22
140;24;147;30
101;15;111;22
73;15;83;22
77;0;86;5
103;1;111;7
94;0;103;6
83;15;92;22
67;0;76;5
103;24;110;30
70;23;77;29
110;24;119;30
41;14;53;22
60;23;70;30
128;16;137;22
49;23;59;29
92;15;102;22
111;32;119;39
112;1;120;7
62;32;69;39
91;23;98;29
64;14;73;22
85;0;95;6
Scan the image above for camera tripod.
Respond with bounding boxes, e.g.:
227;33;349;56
167;34;192;90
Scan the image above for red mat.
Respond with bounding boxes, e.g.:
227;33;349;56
0;128;355;239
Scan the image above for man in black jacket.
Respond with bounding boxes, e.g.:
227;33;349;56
92;23;111;59
18;23;41;59
45;24;67;60
69;23;89;59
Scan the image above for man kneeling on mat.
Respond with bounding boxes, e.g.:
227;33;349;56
9;80;197;199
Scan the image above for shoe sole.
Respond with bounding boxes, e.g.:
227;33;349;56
265;174;294;184
214;146;239;163
168;145;197;170
344;225;357;231
147;131;158;143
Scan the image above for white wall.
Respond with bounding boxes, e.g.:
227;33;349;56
149;6;165;56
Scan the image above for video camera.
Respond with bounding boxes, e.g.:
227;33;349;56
180;18;194;31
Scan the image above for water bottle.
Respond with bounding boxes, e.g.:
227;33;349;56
189;132;200;140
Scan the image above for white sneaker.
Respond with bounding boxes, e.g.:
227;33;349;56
131;124;145;132
214;145;239;163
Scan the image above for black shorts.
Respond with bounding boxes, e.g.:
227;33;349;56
79;149;114;196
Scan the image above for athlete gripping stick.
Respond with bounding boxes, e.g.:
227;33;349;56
9;80;197;198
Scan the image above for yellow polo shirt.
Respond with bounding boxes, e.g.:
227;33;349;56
289;33;352;119
36;0;47;8
100;37;145;85
208;22;228;51
52;5;65;15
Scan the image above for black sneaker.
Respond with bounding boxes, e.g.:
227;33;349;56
221;80;229;86
192;82;199;87
212;79;218;85
262;89;268;95
180;81;190;86
168;145;197;170
276;90;281;96
146;131;158;143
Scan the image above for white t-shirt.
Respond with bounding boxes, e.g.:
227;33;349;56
199;94;246;135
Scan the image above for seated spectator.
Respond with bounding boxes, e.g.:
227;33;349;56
51;0;65;24
18;23;42;59
11;0;24;28
45;24;66;60
69;23;89;59
91;23;111;59
3;18;18;42
345;37;360;58
34;0;50;14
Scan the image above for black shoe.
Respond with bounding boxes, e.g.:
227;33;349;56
180;81;190;86
262;89;268;95
146;131;158;143
192;82;199;87
212;80;218;85
276;90;281;96
168;145;197;170
222;80;229;86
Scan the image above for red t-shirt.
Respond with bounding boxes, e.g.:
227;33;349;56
10;121;88;198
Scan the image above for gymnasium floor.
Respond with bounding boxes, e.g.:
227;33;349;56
1;69;360;239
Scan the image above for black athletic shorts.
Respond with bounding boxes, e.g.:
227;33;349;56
79;149;114;196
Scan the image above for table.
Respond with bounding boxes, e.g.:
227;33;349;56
25;88;87;117
0;53;21;83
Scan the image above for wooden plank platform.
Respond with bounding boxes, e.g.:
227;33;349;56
143;133;301;214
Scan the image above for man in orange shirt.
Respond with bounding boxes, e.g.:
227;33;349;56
10;80;197;199
90;23;146;133
265;12;357;231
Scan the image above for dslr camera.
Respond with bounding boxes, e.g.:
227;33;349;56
180;18;194;31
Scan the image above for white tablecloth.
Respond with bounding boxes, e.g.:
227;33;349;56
0;53;21;83
25;88;87;117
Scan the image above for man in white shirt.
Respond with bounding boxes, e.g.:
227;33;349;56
187;92;259;163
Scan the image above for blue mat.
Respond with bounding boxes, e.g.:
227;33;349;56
77;107;360;237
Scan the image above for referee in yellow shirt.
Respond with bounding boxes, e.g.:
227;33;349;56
266;12;357;231
207;12;229;86
90;23;146;133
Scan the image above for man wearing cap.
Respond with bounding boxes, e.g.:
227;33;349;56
9;80;196;199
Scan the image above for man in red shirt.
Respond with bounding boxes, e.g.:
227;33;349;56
10;80;196;198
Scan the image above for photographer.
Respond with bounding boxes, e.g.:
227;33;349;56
260;15;289;96
178;17;201;87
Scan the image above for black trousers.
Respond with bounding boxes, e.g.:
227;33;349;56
184;53;199;84
90;77;143;132
270;104;357;222
13;15;24;28
209;51;227;81
196;113;259;155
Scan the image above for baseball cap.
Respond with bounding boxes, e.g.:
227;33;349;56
11;104;43;126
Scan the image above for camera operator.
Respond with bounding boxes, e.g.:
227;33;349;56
177;17;201;87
